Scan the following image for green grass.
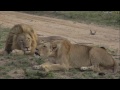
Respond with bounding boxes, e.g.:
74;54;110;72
21;11;120;28
0;27;10;49
24;69;54;79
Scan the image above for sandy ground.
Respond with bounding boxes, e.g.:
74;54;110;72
0;11;119;55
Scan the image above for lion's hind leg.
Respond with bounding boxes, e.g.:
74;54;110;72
80;65;105;75
112;60;119;74
80;65;94;71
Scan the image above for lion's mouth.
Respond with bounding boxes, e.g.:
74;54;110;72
24;50;31;54
35;52;40;56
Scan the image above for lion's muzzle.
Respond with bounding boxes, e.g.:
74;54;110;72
35;51;40;56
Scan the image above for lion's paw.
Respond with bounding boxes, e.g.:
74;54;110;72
81;66;94;71
33;65;49;72
11;49;24;55
80;67;89;71
33;65;41;70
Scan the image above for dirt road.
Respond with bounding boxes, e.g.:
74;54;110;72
0;11;119;54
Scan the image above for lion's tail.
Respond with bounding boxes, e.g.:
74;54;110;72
113;59;119;73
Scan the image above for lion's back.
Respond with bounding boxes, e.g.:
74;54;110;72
89;47;114;66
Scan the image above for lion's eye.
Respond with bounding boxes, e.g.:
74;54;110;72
52;46;56;50
43;45;46;48
20;40;23;42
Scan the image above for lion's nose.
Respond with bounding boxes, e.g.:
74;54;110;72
25;47;29;50
36;48;38;51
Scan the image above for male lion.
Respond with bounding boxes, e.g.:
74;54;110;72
4;24;38;55
33;39;118;74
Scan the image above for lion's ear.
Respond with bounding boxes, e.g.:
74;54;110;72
52;44;57;51
30;29;34;33
40;40;45;44
51;40;62;51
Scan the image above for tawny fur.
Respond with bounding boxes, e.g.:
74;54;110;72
4;24;38;55
33;39;118;73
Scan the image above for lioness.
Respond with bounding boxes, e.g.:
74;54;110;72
33;39;118;73
4;24;38;55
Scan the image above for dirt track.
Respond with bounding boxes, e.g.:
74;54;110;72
0;11;119;54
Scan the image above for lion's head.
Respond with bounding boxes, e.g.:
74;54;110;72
35;42;56;59
34;36;68;59
15;33;33;54
34;40;70;59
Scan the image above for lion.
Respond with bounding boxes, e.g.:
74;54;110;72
4;24;38;55
33;39;118;74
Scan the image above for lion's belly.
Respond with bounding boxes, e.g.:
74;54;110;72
69;45;91;68
69;55;91;68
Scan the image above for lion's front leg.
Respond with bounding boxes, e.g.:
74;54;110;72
11;49;24;55
33;62;53;72
33;62;68;72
